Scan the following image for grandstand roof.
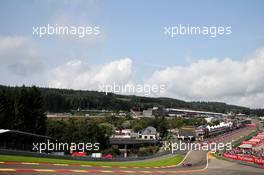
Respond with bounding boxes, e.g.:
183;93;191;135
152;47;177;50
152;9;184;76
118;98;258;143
0;129;52;139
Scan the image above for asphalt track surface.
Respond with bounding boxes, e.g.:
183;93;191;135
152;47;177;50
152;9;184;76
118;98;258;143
0;127;262;174
0;150;207;174
0;150;263;175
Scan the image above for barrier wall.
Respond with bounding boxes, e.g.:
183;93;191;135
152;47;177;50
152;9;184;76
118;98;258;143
223;153;264;167
0;149;175;162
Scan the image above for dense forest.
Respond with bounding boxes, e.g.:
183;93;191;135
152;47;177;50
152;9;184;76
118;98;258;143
0;85;46;135
0;84;264;116
0;86;113;151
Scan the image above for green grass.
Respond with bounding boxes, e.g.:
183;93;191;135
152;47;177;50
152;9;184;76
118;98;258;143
0;154;183;167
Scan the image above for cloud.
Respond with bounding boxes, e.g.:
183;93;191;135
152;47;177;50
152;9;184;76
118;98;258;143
48;58;133;90
0;36;28;53
146;48;264;108
0;36;44;76
48;48;264;108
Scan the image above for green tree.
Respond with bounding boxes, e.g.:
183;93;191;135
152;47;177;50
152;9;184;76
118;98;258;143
0;86;46;135
30;86;47;134
0;89;13;129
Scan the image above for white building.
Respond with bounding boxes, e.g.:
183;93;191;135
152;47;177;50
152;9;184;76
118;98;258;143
138;126;158;140
111;129;132;139
142;109;153;118
111;127;159;140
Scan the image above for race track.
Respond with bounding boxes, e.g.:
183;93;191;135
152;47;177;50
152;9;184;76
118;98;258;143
0;127;262;174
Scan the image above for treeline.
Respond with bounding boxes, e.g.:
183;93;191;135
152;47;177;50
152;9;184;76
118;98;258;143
0;85;46;135
47;119;113;150
1;85;264;116
191;101;251;114
46;115;207;146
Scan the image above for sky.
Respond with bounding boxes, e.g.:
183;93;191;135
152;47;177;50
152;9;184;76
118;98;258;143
0;0;264;108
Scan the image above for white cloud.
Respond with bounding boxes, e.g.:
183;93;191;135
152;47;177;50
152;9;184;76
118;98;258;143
0;36;28;53
48;58;133;90
146;48;264;108
0;41;251;108
48;48;264;108
0;36;44;76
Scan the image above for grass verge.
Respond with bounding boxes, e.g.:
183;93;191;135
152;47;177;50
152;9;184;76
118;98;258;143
0;154;183;167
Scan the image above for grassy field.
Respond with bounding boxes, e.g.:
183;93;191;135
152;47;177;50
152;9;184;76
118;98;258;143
0;154;183;167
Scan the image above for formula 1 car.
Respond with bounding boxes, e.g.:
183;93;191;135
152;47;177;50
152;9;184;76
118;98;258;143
182;162;192;167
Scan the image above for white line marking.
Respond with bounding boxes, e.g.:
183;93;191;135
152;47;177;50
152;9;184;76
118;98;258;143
202;151;209;170
176;150;192;167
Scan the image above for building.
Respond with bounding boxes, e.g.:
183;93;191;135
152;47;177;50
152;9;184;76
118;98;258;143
177;126;196;141
194;121;240;141
195;125;208;141
164;108;224;118
110;138;158;158
206;122;233;137
112;129;133;139
111;127;159;141
138;126;159;140
130;108;143;118
0;129;53;152
110;126;159;157
47;113;74;120
142;109;154;118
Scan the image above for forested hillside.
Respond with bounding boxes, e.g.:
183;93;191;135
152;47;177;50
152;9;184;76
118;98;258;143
0;85;46;135
1;85;263;116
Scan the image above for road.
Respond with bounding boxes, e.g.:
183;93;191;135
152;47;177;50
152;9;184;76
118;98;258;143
0;150;206;174
0;127;262;174
0;150;263;175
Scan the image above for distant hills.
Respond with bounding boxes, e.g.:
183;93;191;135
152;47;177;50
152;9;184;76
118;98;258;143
1;84;263;116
